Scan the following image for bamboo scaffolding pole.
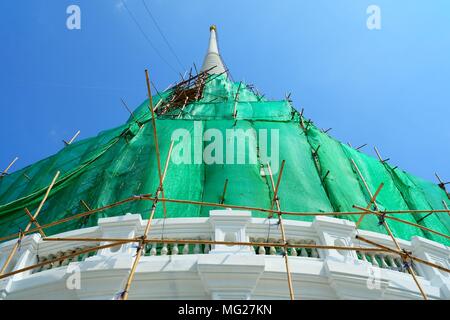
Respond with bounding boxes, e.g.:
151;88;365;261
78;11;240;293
64;130;81;146
1;157;19;177
120;136;174;300
24;208;46;237
0;240;132;281
353;205;450;241
356;235;450;275
220;179;228;204
267;160;295;300
443;201;449;215
233;81;242;119
374;146;389;163
121;98;140;126
145;69;167;219
0;171;60;275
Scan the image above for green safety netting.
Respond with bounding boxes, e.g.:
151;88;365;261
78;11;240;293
0;74;448;246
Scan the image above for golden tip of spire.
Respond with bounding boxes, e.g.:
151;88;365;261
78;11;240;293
210;25;217;32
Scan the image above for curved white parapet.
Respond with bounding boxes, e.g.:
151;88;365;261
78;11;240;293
0;210;449;300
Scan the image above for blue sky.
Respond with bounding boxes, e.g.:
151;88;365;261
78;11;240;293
0;0;449;182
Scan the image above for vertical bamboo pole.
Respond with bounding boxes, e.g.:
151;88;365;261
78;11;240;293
232;82;242;119
0;171;60;275
145;69;168;218
220;179;228;204
120;140;174;300
267;160;295;300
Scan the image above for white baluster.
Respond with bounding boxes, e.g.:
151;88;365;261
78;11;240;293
194;243;201;254
311;248;319;258
369;254;379;267
300;248;308;257
360;252;368;262
182;243;189;255
379;254;389;268
47;254;56;270
258;246;266;255
150;243;157;256
290;247;298;256
269;246;277;255
171;243;179;255
204;243;210;254
161;243;168;255
394;257;403;271
60;251;70;266
387;255;396;268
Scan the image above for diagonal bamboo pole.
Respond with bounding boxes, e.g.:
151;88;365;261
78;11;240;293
351;158;384;228
0;171;60;275
24;208;46;237
353;205;450;241
356;183;384;228
356;208;428;299
1;157;19;177
267;160;295;300
233;81;242;119
64;130;81;146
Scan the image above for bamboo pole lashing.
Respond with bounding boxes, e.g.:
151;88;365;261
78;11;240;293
24;208;46;237
350;158;385;228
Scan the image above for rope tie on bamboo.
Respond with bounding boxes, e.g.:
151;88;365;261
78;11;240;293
17;228;24;252
377;211;387;226
400;249;413;272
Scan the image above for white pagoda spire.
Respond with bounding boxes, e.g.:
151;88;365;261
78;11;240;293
200;25;227;75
